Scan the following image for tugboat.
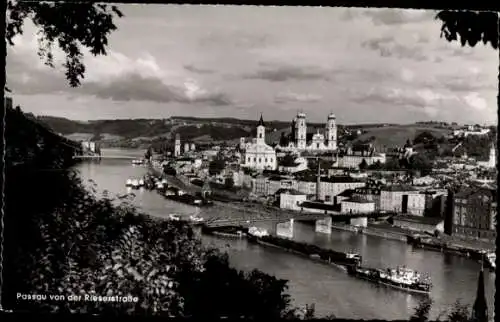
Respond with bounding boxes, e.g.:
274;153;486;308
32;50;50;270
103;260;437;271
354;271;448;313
347;265;432;295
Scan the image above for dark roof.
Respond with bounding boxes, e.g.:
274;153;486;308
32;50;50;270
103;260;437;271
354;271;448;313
337;189;356;197
354;187;381;195
322;176;364;183
277;188;305;196
342;196;374;204
301;201;338;211
381;185;418;192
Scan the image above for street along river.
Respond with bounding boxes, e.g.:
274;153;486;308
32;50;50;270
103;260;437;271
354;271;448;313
74;149;495;320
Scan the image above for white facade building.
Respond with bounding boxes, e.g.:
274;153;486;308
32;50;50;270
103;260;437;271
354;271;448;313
241;114;277;170
280;190;308;211
341;198;375;214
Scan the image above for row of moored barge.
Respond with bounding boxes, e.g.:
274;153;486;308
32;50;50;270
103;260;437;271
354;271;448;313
201;225;433;295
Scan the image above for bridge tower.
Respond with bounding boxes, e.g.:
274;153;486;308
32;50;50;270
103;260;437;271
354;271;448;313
174;134;181;157
326;113;337;150
315;216;332;234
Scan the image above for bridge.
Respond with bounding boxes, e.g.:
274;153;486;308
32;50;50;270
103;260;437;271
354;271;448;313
204;204;392;228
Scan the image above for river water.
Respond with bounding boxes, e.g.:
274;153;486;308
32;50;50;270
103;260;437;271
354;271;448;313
73;149;495;320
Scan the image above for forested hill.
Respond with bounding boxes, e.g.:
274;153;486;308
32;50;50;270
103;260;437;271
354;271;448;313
36;115;347;144
6;108;81;168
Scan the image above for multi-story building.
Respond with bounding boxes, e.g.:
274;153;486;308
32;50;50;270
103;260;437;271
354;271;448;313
379;185;419;213
340;196;376;214
279;189;308;211
319;176;366;204
450;187;497;240
407;193;426;216
352;187;381;211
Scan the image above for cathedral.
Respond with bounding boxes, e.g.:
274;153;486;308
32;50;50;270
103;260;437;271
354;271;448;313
276;112;337;152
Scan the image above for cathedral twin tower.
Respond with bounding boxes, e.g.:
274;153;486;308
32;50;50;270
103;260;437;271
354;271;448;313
286;112;337;151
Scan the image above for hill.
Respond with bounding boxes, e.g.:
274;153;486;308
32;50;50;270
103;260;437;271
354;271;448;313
37;115;460;152
354;125;451;148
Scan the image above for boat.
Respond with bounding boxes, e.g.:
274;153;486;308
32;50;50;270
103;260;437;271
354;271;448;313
138;179;145;186
132;159;144;165
201;224;248;238
168;213;181;221
347;265;432;295
131;179;141;189
125;179;133;187
189;215;205;224
247;233;362;267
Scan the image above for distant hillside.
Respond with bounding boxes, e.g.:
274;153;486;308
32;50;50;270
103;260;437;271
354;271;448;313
354;125;451;148
38;116;460;151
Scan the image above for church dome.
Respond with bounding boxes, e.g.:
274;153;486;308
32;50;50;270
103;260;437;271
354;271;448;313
297;112;306;118
328;113;336;120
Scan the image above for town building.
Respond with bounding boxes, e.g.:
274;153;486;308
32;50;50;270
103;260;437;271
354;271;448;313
340;196;375;214
318;176;366;203
379;185;419;213
276;112;338;152
352;187;381;211
278;156;308;173
332;146;387;169
450;187;497;240
279;189;308;211
241;114;277;171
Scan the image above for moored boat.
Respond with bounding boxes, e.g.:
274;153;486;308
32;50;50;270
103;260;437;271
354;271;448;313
201;224;248;238
189;215;205;224
168;213;181;221
125;179;133;187
347;265;432;295
247;232;362;267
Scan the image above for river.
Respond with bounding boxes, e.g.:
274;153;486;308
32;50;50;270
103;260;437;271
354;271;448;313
73;149;495;320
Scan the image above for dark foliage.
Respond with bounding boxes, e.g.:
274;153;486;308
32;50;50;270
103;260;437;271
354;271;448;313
208;159;226;176
436;11;498;49
409;298;432;322
3;108;295;317
6;1;124;87
460;135;494;161
359;158;368;170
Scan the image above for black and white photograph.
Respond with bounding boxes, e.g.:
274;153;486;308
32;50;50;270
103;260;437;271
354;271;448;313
2;3;497;321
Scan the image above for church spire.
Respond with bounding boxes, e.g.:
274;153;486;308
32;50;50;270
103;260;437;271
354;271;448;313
258;113;265;127
471;263;488;322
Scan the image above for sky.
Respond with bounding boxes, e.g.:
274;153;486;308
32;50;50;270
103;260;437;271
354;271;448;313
6;5;499;124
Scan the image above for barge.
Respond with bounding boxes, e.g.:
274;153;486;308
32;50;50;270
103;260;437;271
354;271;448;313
201;225;248;238
347;265;432;295
246;229;362;267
